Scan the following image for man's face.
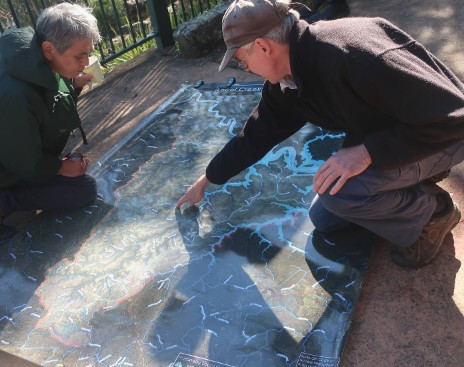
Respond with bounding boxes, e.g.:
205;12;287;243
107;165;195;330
233;39;289;84
43;38;94;78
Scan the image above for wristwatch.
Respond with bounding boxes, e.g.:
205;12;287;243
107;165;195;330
65;152;85;161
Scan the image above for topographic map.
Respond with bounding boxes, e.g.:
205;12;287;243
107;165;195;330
0;83;373;367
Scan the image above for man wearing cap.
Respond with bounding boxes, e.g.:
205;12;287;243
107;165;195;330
177;0;464;268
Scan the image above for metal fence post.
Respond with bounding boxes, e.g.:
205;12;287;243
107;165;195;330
145;0;175;50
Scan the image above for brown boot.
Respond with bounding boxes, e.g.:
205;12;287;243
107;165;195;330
391;191;461;268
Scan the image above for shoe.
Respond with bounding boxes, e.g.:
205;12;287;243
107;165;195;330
391;191;461;268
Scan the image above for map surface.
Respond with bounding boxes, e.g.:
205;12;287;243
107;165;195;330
0;82;373;366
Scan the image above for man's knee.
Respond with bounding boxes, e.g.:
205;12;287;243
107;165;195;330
309;195;351;232
78;174;98;205
63;174;97;207
317;191;363;218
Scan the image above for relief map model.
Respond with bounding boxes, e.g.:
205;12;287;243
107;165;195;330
0;82;374;367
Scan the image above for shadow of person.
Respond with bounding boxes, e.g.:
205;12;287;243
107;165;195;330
143;206;300;366
176;205;283;262
299;226;375;361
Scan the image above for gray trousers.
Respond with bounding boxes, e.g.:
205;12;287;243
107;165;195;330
0;174;97;218
309;141;464;247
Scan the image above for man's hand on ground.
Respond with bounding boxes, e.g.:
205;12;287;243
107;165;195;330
176;174;210;208
313;144;372;195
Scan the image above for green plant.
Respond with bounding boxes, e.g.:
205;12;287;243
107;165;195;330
95;10;156;72
168;0;218;26
88;0;127;39
102;33;156;73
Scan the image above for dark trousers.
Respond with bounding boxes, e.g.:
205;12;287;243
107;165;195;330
0;174;97;218
309;141;464;247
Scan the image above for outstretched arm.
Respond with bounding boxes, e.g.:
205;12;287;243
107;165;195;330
177;83;307;207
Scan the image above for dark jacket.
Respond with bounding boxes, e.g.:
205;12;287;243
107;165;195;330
0;27;85;188
206;17;464;185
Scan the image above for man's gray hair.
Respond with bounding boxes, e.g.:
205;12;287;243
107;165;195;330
243;0;300;52
264;0;300;43
36;3;101;53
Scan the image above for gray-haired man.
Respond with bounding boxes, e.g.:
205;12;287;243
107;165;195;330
0;3;101;240
177;0;464;268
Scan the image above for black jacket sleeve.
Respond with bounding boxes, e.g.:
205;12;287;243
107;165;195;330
206;82;307;185
359;43;464;168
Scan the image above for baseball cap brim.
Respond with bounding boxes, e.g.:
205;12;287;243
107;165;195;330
218;47;238;72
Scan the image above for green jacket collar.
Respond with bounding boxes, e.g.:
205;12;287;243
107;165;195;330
0;26;58;90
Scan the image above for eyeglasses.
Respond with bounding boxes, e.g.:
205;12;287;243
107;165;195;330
231;56;248;71
232;41;256;71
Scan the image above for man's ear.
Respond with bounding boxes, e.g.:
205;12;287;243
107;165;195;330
255;38;272;57
41;41;55;61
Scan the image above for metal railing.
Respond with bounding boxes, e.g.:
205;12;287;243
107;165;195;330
168;0;220;28
0;0;223;64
